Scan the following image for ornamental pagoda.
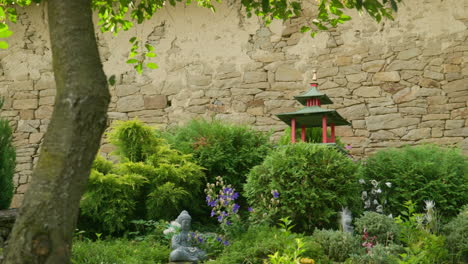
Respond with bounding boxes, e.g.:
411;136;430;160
276;70;350;144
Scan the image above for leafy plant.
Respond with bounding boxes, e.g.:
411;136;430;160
359;145;468;219
0;98;15;209
212;225;324;264
80;170;148;234
245;143;360;232
71;238;170;264
355;212;399;245
164;118;272;196
312;229;361;262
79;120;205;234
395;201;448;264
443;205;468;263
349;243;403;264
267;238;308;264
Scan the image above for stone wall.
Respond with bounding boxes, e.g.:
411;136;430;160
1;0;467;208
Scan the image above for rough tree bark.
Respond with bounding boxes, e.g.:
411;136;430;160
3;0;110;263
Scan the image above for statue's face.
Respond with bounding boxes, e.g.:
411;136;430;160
181;219;190;231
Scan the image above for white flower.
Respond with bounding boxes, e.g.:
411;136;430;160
376;188;382;194
424;200;435;211
361;191;368;200
359;179;366;184
376;205;383;213
373;199;379;205
385;182;392;188
364;200;371;209
170;221;181;228
163;227;175;235
371;180;378;187
388;214;393;218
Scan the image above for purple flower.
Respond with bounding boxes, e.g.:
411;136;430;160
226;220;231;226
217;215;223;222
232;192;239;200
232;204;240;213
345;144;352;150
198;237;204;243
210;211;215;217
248;207;253;212
216;237;222;242
223;240;230;246
273;191;279;199
223;187;233;194
222;211;228;217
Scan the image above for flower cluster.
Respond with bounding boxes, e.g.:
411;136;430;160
162;221;181;239
205;176;241;228
361;229;377;253
359;179;391;214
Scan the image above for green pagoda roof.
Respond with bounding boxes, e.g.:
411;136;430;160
294;85;333;105
276;106;351;127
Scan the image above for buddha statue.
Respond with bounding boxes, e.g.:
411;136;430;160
169;210;206;263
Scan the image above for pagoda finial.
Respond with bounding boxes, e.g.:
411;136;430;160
312;69;317;82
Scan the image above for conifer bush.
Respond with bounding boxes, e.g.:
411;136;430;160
0;98;15;209
359;145;468;218
163;119;272;194
245;143;360;232
79;120;204;234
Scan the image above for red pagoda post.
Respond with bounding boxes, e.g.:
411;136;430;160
322;115;327;143
291;118;296;143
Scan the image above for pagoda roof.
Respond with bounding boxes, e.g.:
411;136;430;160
276;106;351;127
294;85;333;105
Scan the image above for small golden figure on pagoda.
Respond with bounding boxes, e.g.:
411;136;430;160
276;70;350;144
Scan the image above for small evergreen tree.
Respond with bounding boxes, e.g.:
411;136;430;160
0;98;16;209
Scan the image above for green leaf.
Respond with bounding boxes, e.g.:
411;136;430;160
145;44;154;51
0;41;8;49
300;26;311;33
145;52;156;57
108;75;116;86
0;30;13;38
135;63;143;74
126;59;139;64
129;37;137;43
146;62;158;69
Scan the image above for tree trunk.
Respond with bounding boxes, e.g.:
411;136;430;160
3;0;109;263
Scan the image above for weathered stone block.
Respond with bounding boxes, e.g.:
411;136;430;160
188;75;212;86
116;95;145;112
35;105;53;119
373;72;400;82
144;95;167;109
446;120;465;129
275;65;303;82
388;61;426;71
243;72;267;83
335;56;353;66
444;127;468;137
317;67;339;78
346;72;367;83
13;99;38;110
339;104;368;119
402;128;431;140
397;48;421;60
353;86;381;97
116;85;139;97
362;60;385;72
423;70;444;81
366;114;419;131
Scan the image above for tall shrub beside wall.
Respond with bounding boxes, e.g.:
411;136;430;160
0;99;15;209
164;119;272;193
245;143;360;232
359;145;468;219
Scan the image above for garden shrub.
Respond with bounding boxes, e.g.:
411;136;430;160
359;145;467;219
443;205;468;263
212;225;324;264
0;98;15;209
348;243;403;264
80;170;147;234
245;143;360;232
71;238;170;264
163;119;272;193
355;212;400;244
312;229;361;262
79;120;204;234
